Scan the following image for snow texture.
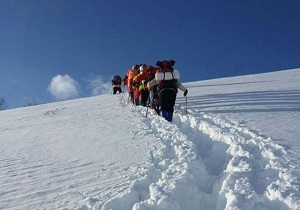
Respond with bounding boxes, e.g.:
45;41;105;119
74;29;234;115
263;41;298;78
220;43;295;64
1;69;300;210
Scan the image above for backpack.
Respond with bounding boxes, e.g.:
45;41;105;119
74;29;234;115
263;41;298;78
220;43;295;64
155;60;178;95
155;60;180;80
156;60;175;72
157;79;178;94
113;75;122;85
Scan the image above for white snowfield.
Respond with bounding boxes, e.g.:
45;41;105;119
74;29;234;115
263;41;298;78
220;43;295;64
1;69;300;210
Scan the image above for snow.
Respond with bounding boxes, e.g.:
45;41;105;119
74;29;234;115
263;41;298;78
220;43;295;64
1;68;300;210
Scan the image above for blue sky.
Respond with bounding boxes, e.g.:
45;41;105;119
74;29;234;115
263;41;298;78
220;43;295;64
1;0;300;109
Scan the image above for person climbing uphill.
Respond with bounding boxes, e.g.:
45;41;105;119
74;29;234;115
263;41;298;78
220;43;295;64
147;60;188;122
126;65;139;103
132;64;151;107
112;75;123;94
139;80;149;107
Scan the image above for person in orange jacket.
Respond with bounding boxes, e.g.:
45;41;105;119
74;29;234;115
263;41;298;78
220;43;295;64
126;65;139;103
131;65;144;104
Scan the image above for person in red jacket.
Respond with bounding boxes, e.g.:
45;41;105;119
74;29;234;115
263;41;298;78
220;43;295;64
132;65;158;108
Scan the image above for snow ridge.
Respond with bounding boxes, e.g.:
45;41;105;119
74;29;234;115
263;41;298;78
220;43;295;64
101;96;300;210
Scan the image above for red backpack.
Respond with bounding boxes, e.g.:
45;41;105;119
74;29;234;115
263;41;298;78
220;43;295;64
156;60;175;72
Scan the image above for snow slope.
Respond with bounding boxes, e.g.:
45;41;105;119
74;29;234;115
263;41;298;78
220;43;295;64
1;69;300;210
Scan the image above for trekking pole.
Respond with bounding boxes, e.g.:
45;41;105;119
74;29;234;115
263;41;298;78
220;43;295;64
185;96;188;114
145;95;150;118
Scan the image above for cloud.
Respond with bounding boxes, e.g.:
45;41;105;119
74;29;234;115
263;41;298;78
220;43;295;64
86;76;112;96
48;74;79;100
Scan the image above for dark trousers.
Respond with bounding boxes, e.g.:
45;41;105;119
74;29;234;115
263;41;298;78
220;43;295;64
140;89;149;106
113;87;122;94
158;89;177;121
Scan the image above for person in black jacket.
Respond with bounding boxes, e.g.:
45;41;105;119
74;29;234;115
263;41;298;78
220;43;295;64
112;75;122;94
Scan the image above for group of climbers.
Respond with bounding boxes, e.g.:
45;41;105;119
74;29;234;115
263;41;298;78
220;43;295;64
112;60;188;122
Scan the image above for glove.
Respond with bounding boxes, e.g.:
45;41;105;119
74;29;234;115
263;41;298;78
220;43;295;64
184;89;188;97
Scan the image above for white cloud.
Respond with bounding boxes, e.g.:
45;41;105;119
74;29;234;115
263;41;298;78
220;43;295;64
48;74;79;100
87;76;112;96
